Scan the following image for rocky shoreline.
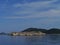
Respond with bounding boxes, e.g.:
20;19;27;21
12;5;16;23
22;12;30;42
10;32;46;36
0;28;60;36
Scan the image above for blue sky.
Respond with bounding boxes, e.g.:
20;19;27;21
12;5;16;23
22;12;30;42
0;0;60;32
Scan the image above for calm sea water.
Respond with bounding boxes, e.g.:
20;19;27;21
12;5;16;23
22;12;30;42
0;34;60;45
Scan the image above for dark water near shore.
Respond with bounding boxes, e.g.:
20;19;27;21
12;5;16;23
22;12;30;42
0;34;60;45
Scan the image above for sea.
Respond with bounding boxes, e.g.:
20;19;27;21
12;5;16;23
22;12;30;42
0;34;60;45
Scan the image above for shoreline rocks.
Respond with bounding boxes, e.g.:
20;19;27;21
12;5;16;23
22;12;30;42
10;32;46;36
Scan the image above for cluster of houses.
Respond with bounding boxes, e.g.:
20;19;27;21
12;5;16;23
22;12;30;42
10;31;46;36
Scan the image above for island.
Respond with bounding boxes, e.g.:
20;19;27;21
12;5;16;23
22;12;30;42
1;28;60;36
10;28;46;36
0;32;7;35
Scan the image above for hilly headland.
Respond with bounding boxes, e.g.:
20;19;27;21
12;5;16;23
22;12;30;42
0;28;60;36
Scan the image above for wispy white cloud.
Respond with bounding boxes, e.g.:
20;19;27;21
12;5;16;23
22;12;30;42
4;0;60;19
4;9;60;19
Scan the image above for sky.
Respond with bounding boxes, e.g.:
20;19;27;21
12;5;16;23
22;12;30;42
0;0;60;32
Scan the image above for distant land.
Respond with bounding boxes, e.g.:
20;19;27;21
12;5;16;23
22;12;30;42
0;28;60;36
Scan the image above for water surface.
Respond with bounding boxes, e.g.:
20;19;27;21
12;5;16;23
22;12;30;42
0;34;60;45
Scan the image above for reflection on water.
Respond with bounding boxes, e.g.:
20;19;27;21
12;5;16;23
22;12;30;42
0;35;60;45
47;34;60;45
48;34;60;41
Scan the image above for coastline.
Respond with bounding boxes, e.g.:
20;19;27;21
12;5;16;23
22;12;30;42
10;31;46;36
0;28;60;36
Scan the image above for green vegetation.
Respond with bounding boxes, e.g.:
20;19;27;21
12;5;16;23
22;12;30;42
22;28;60;34
22;28;47;33
0;28;60;36
47;28;60;34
